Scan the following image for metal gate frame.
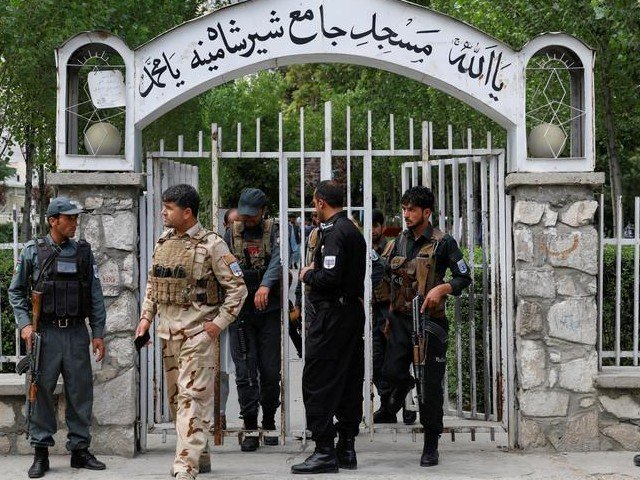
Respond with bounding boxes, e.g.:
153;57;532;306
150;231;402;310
138;102;516;449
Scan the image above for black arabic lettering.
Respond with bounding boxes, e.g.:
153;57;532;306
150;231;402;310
319;5;346;43
489;50;505;92
191;47;225;70
139;53;182;98
162;53;181;80
289;9;317;45
449;48;484;79
350;13;435;56
216;22;248;54
448;40;507;94
239;25;285;58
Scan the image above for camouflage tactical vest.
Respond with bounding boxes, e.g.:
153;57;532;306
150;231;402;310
305;227;320;266
373;240;394;304
388;228;445;316
231;218;275;271
149;229;221;306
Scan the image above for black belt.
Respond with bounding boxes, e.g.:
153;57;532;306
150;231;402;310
312;296;361;311
43;318;83;328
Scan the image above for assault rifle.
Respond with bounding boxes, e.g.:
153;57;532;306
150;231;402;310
411;295;449;404
15;290;43;439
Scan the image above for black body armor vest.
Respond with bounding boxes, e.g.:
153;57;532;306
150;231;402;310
37;238;92;320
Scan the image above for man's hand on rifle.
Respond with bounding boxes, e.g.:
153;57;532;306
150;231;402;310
92;338;105;362
21;325;34;350
420;283;453;313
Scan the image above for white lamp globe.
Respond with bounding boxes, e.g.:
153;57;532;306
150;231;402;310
84;122;121;156
528;123;567;158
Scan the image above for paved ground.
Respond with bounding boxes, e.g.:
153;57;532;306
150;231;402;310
3;433;640;479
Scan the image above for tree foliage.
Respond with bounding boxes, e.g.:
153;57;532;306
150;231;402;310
0;0;205;237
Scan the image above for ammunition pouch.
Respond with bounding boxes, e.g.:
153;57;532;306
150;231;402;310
16;356;30;375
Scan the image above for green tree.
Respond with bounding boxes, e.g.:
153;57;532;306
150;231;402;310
0;0;205;239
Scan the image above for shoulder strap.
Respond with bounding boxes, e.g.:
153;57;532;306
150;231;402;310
263;218;274;256
431;227;445;243
397;232;409;257
381;238;396;259
35;238;60;288
191;228;215;245
231;220;244;259
76;239;92;278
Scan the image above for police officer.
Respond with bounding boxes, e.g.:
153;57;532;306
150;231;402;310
136;185;247;480
382;186;471;467
291;180;366;474
224;188;282;451
9;197;107;478
371;209;416;426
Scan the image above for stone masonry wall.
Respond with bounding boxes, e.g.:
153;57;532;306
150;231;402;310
510;180;640;451
57;181;140;457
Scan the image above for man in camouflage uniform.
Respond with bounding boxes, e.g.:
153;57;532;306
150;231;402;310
136;185;247;480
224;188;282;451
382;186;471;467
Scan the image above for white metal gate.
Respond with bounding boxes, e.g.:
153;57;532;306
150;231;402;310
138;103;515;449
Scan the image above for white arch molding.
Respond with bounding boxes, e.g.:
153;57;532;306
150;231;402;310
55;0;595;173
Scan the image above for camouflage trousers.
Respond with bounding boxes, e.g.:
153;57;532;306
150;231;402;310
163;331;215;477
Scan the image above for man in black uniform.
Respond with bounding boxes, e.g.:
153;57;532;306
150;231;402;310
291;180;366;474
382;186;471;467
224;188;281;451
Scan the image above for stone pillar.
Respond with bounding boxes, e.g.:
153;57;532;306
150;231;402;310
47;172;145;458
507;172;605;451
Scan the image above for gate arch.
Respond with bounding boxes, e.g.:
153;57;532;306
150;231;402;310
55;0;595;174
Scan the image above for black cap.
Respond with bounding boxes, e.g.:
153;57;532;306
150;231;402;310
237;188;266;216
46;197;86;218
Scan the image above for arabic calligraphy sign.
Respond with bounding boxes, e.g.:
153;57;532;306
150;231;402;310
134;0;519;127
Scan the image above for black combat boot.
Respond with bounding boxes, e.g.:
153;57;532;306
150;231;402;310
402;407;417;425
28;447;49;478
336;435;357;470
70;448;106;470
291;441;339;474
261;411;279;446
241;415;260;452
634;454;640;467
420;433;439;467
373;394;397;423
387;386;411;416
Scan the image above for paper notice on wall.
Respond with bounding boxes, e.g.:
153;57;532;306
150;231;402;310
88;70;126;109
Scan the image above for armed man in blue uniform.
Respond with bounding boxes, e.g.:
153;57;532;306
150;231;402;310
381;186;471;467
224;188;282;451
9;197;107;478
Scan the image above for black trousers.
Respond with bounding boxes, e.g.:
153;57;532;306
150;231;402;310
229;309;281;420
303;300;365;444
372;302;391;401
382;312;448;436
